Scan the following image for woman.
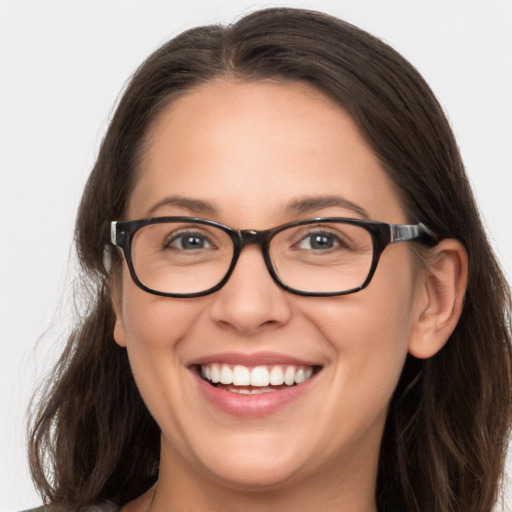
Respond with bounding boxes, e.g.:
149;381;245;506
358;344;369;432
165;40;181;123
28;7;512;512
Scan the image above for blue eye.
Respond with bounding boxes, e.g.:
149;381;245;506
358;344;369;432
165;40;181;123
297;232;342;250
167;232;212;250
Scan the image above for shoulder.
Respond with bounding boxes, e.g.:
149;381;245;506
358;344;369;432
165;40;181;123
21;502;120;512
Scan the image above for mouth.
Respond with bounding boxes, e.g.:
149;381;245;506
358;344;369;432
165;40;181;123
193;363;321;395
189;352;323;416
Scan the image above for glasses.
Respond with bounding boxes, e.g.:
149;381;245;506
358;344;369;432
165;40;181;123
110;217;438;298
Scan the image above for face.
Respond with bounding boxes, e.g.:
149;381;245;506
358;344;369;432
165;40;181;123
114;81;423;495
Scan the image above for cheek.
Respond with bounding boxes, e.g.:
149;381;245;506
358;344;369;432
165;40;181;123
116;274;210;438
314;296;411;398
116;271;208;409
118;272;204;351
302;250;417;415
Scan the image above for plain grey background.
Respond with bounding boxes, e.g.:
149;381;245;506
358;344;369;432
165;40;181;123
1;0;511;510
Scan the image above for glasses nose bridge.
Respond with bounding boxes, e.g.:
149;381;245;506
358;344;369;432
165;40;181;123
238;228;269;251
229;228;274;284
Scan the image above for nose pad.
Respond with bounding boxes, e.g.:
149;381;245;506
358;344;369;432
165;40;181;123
209;245;292;334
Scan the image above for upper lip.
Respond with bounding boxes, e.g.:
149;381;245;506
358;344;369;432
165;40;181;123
188;351;320;368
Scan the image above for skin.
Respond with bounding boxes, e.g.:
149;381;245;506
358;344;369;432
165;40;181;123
114;81;467;512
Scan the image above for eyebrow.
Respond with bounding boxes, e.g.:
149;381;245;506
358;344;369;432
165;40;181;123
284;195;370;219
147;194;369;219
147;196;218;216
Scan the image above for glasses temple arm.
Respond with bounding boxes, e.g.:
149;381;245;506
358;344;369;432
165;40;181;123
391;223;438;246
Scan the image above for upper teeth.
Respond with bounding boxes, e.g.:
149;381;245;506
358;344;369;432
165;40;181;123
201;364;314;387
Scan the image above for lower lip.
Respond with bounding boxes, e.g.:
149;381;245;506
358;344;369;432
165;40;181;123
192;371;318;417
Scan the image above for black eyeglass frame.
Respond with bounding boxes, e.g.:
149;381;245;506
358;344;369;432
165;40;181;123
110;216;438;298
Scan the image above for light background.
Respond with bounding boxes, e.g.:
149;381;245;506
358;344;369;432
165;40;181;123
1;0;511;510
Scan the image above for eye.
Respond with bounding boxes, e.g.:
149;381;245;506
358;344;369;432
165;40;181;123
296;231;345;250
166;231;213;250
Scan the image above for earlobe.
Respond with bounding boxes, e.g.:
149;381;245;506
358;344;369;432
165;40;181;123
113;313;127;347
408;239;468;359
110;272;127;348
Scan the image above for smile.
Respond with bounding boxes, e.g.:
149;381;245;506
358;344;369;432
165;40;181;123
190;353;322;416
200;363;316;393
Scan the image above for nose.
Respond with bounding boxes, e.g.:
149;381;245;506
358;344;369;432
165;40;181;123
209;245;292;335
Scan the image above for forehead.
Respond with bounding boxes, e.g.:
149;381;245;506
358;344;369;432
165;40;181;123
128;80;405;226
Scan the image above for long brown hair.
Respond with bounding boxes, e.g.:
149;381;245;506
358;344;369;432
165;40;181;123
29;8;512;511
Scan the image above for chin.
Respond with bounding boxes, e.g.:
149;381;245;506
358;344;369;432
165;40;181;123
201;453;306;491
173;425;316;490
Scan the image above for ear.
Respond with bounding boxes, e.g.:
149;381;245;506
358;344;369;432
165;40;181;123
408;238;468;359
109;264;127;348
113;301;127;348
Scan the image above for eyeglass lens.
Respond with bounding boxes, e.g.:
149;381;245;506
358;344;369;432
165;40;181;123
130;220;374;295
